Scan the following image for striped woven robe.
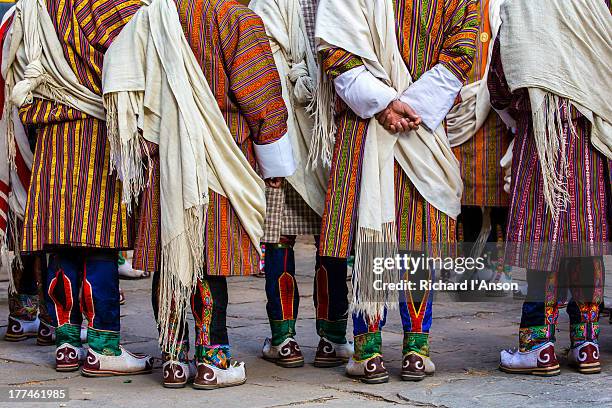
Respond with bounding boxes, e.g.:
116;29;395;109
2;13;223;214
133;0;288;276
488;36;610;271
318;0;479;258
20;0;140;252
452;0;512;208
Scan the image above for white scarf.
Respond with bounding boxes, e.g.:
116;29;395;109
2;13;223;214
315;0;463;318
102;0;266;356
446;0;505;148
250;0;327;215
2;0;105;122
500;0;612;219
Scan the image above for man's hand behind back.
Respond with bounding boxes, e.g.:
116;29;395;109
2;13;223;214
375;100;421;134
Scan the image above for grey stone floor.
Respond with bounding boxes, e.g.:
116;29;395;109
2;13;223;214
0;241;610;408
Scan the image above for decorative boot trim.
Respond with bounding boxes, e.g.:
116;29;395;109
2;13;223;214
519;325;554;352
353;331;382;361
269;319;297;346
87;328;121;356
195;345;231;369
55;324;82;348
316;319;348;345
8;294;38;321
402;332;430;356
570;322;599;347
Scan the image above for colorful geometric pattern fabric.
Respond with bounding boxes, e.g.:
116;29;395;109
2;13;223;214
519;258;603;351
132;142;160;273
195;345;231;369
19;0;139;252
318;0;476;259
488;38;610;271
134;0;288;276
392;0;479;81
46;250;121;354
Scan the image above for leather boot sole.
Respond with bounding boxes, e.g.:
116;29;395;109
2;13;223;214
499;364;561;376
570;362;601;374
313;356;347;368
401;372;426;381
81;367;153;377
56;364;80;372
37;338;55;347
263;356;304;368
357;372;389;384
192;378;246;390
4;333;36;342
163;381;188;389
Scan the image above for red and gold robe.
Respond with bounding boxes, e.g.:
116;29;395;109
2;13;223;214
133;0;288;276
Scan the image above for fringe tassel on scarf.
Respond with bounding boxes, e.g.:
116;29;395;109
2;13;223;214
104;94;151;213
350;222;399;320
531;93;573;220
306;67;336;169
157;206;206;358
105;92;207;359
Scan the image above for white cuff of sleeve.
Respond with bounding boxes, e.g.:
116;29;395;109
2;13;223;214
254;133;297;179
399;64;463;131
333;66;397;119
494;107;518;132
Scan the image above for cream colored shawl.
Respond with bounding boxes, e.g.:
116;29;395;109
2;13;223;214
447;0;505;147
102;0;266;356
500;0;612;219
250;0;327;215
315;0;462;319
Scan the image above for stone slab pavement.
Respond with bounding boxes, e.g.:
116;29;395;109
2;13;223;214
0;239;610;408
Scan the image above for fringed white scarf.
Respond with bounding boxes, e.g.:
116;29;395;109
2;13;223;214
314;0;463;319
500;0;612;219
102;0;266;358
250;0;327;215
447;0;505;148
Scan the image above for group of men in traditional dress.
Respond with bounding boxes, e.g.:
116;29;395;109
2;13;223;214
1;0;610;390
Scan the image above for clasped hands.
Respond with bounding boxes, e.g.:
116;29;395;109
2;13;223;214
375;100;421;134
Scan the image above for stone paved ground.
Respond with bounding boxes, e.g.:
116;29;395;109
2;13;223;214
0;240;610;408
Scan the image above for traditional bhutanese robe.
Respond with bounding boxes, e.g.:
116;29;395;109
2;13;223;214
319;0;479;258
488;37;610;271
451;0;512;208
133;0;288;276
20;0;140;252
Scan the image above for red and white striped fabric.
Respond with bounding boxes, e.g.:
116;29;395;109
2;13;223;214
0;6;33;250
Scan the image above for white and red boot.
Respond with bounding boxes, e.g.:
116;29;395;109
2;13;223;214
81;346;153;377
567;342;601;374
499;342;560;376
